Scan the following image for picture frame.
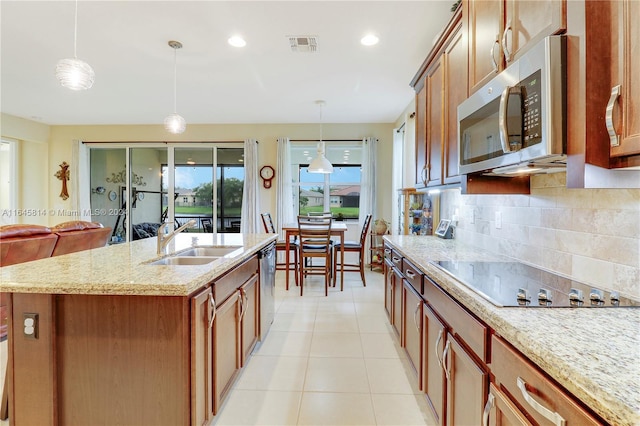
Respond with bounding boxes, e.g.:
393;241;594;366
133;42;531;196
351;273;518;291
434;219;453;239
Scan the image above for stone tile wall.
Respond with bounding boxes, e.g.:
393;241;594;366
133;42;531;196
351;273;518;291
440;173;640;299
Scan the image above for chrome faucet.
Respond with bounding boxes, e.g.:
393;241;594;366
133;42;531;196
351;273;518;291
157;219;197;255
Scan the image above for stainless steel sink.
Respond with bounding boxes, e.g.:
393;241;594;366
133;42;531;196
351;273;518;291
178;246;242;257
150;256;219;266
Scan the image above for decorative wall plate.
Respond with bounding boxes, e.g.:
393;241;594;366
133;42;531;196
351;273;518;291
109;190;117;201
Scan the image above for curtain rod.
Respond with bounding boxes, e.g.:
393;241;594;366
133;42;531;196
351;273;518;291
289;139;364;142
82;140;247;144
396;122;406;132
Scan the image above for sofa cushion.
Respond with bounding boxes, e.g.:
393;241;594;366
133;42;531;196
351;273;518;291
52;220;104;232
0;224;53;239
0;225;58;267
51;222;112;256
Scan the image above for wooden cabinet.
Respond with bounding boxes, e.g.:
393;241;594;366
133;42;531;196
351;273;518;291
444;334;489;426
490;335;603;425
412;8;464;190
391;254;403;340
422;303;447;426
240;274;259;366
466;0;566;94
213;290;241;414
402;280;422;385
384;256;393;320
485;383;533;426
583;0;640;169
191;288;215;426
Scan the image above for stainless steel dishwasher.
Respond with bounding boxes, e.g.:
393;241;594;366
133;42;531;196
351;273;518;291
258;242;276;342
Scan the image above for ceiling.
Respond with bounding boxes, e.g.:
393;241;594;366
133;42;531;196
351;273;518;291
1;1;455;126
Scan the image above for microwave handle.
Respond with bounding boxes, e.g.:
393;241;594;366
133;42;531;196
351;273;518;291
499;85;523;153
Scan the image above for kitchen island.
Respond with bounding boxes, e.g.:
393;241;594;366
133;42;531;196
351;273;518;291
383;235;639;426
1;233;277;426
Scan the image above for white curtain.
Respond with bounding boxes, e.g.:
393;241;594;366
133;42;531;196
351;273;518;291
71;140;92;221
241;138;260;233
359;137;377;226
276;137;294;237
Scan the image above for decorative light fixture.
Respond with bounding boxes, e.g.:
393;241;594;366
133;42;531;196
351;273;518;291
360;34;379;46
55;0;95;90
228;36;247;47
308;100;334;174
164;40;186;134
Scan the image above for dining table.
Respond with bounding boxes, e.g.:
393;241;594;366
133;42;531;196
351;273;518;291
282;222;348;291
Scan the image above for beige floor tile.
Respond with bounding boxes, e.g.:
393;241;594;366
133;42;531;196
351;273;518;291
310;332;364;358
313;313;360;333
316;300;356;315
354;301;387;316
304;357;370;393
365;358;419;394
360;332;403;358
235;355;308;391
371;393;437;426
298;392;376;426
254;331;313;357
213;389;301;426
270;312;317;332
357;314;394;334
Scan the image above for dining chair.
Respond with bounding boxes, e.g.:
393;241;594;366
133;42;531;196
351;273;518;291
201;218;213;233
297;215;333;296
260;212;299;289
332;214;372;289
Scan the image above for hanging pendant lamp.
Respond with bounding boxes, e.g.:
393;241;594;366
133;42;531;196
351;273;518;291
55;0;95;90
308;100;333;174
164;40;186;134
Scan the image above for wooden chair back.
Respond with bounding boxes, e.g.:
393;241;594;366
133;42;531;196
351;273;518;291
260;212;276;233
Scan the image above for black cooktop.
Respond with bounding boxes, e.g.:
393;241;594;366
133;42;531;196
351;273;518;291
436;260;639;308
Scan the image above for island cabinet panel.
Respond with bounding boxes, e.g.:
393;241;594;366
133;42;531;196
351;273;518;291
56;294;190;426
213;291;241;415
191;287;214;426
491;335;604;425
240;273;259;366
485;383;533;426
9;293;56;426
422;303;447;426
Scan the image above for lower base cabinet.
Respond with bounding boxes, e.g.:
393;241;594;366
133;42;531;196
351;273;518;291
422;303;446;425
191;288;215;425
402;280;422;385
213;290;241;414
240;274;259;366
485;383;533;426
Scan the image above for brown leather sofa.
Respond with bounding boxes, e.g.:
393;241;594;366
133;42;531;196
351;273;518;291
51;220;112;256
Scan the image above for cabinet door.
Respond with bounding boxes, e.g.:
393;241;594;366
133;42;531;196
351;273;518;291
240;274;259;366
426;58;444;187
445;334;488;426
415;81;428;187
466;0;504;94
503;0;565;64
384;258;394;320
443;25;466;185
608;0;640;159
402;280;422;386
392;267;403;340
191;287;214;426
213;291;241;414
485;383;533;426
423;304;447;426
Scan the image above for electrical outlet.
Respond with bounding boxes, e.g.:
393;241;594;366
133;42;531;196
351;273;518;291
23;313;39;339
495;211;502;229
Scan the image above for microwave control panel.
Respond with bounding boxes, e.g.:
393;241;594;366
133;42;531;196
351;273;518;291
521;69;542;147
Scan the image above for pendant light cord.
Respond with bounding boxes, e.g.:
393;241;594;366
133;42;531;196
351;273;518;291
173;47;178;114
73;0;78;58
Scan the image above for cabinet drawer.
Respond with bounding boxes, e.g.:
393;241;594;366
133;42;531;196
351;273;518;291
423;276;489;363
390;250;403;269
491;335;603;426
213;256;259;304
383;245;392;261
402;258;423;293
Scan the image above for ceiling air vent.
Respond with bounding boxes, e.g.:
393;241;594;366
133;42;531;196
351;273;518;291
288;35;318;53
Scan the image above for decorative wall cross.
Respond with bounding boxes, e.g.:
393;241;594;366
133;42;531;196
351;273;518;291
55;161;70;200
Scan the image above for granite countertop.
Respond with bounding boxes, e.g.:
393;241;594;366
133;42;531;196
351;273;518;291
384;235;640;426
0;233;277;297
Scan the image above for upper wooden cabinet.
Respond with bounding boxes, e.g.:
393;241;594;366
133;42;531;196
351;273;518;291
466;0;566;94
584;0;640;168
412;7;465;189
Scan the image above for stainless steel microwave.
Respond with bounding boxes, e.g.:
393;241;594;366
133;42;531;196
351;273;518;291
457;35;567;176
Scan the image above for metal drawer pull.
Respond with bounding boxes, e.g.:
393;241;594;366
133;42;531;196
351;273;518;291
208;292;216;328
384;249;391;255
516;377;566;426
491;37;500;72
392;256;401;264
606;85;621;147
434;329;444;368
442;340;451;380
406;270;416;279
502;22;512;62
482;392;495;426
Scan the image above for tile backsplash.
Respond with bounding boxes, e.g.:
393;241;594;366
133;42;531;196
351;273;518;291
440;173;640;300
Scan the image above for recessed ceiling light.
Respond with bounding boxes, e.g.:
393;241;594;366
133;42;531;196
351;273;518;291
361;34;379;46
228;36;246;47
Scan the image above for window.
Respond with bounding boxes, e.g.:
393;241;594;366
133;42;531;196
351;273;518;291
291;141;362;220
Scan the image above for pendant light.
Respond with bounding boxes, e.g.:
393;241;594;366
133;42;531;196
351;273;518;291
55;0;95;91
308;100;333;174
164;40;186;134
